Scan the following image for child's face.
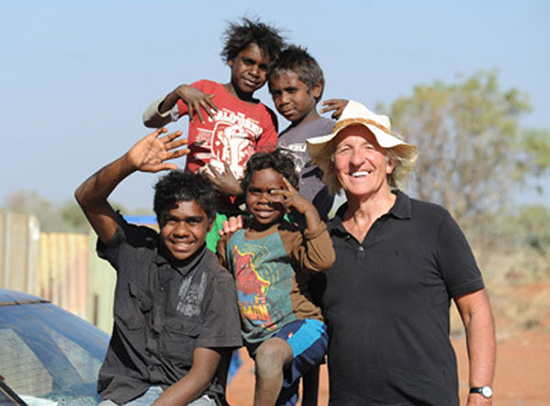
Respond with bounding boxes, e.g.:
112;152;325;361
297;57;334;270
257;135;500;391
228;43;270;96
158;200;213;262
246;168;286;227
269;70;322;125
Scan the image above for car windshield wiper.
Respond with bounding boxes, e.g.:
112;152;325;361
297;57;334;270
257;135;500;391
0;375;28;406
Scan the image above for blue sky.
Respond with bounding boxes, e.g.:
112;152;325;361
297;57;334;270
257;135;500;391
1;0;548;211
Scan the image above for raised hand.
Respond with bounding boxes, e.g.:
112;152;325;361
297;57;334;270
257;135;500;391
175;84;218;124
127;128;189;173
272;177;322;231
271;177;314;215
205;161;244;196
320;99;349;120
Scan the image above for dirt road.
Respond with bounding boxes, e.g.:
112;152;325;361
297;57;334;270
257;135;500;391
226;329;550;405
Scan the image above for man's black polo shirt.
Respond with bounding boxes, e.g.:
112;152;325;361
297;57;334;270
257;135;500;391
96;219;242;405
316;191;484;405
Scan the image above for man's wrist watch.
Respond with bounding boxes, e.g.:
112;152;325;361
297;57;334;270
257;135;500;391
470;386;493;399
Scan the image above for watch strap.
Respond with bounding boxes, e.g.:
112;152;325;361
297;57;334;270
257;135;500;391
470;386;493;398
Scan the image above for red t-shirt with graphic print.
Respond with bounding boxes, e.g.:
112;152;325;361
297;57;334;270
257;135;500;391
177;80;277;179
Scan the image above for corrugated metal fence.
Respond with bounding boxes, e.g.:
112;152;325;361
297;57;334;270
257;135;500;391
0;212;115;333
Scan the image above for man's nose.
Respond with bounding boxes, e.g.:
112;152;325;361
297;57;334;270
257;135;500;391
174;222;190;236
350;147;366;165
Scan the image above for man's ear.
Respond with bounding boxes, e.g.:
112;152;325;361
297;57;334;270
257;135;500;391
311;80;323;100
386;157;396;175
228;58;235;68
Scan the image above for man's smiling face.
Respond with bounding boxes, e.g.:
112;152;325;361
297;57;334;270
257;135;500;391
159;200;212;262
333;125;395;199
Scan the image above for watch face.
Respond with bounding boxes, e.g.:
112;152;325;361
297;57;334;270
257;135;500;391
481;386;493;398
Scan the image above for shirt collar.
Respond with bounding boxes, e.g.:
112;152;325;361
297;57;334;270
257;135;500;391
390;190;412;220
329;190;412;234
154;243;208;277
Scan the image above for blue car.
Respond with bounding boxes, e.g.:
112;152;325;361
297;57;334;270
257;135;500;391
0;289;109;405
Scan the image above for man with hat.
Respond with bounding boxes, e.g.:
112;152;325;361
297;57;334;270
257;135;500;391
306;101;496;405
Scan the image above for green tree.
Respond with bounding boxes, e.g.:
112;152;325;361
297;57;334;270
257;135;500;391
517;205;550;256
2;189;64;232
59;201;90;233
387;71;550;226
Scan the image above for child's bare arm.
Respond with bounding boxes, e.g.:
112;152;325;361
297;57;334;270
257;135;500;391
144;85;219;127
161;85;218;124
75;129;189;244
153;347;222;406
320;99;349;120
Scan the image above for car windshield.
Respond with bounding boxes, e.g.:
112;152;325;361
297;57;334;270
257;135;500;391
0;301;109;405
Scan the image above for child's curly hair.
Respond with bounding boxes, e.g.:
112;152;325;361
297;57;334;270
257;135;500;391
154;171;217;224
220;17;285;64
240;149;299;193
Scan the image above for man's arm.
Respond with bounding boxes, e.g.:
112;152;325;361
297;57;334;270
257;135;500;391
153;347;222;406
143;84;218;128
74;128;188;244
455;288;496;406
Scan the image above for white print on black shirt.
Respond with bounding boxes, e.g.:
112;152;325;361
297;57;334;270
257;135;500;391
176;272;207;317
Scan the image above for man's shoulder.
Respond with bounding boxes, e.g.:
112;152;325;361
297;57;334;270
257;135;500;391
395;192;453;233
99;219;158;257
121;221;159;248
407;194;450;219
197;248;233;281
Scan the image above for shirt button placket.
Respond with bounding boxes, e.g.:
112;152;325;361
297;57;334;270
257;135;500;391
357;244;366;260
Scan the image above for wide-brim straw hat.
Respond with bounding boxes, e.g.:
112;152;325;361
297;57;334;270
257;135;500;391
306;101;418;187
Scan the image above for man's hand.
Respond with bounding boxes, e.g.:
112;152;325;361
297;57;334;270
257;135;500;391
320;99;349;120
127;128;189;173
205;161;243;196
174;84;218;124
455;289;495;406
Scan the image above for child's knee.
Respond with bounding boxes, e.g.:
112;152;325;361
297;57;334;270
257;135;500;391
255;338;292;375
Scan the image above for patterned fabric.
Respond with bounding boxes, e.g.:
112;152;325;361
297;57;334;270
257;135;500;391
217;221;334;356
178;80;277;179
225;229;297;351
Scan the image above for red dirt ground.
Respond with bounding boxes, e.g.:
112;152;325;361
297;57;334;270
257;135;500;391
227;326;550;405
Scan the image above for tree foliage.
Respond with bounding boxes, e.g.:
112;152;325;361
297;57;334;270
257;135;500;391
387;71;550;225
1;189;144;233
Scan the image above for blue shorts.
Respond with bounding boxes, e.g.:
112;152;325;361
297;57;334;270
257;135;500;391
272;319;328;406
